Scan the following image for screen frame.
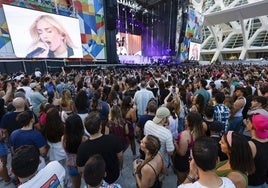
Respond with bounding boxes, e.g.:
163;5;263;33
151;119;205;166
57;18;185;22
3;4;83;58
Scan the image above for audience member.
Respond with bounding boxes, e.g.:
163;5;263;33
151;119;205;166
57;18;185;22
108;105;129;152
229;86;246;132
84;154;122;188
121;96;137;156
178;136;235;187
134;80;155;118
60;89;77;123
189;94;205;115
0;97;26;136
217;131;255;188
29;82;47;116
43;107;66;163
214;92;230;133
246;114;268;188
174;112;205;185
144;106;174;168
62;114;88;188
133;135;166;188
88;91;110;134
76;112;123;184
12;145;65;188
194;79;210;107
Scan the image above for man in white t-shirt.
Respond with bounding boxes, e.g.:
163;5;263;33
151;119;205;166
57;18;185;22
11;145;65;188
178;137;235;188
134;80;155;118
144;107;174;168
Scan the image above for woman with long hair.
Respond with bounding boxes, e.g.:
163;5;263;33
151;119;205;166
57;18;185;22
133;135;166;188
61;114;88;188
75;90;89;135
107;90;121;107
174;112;205;185
217;131;255;188
27;15;76;58
60;89;76;123
88;91;110;134
121;96;137;156
190;94;205;115
43;107;66;163
172;93;186;133
108;105;129;152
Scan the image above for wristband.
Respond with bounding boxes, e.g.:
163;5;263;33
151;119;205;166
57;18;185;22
186;174;196;183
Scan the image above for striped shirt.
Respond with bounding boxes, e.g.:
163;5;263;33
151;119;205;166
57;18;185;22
144;120;174;167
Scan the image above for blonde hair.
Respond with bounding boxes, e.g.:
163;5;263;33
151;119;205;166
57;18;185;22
29;15;75;48
109;105;123;126
172;95;181;117
61;89;72;108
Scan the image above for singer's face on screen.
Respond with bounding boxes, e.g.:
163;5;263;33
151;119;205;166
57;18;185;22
36;19;66;54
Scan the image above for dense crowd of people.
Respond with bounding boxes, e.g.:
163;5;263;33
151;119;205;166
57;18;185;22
0;64;268;188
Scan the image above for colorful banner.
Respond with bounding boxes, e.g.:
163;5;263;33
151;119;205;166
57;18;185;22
176;8;203;62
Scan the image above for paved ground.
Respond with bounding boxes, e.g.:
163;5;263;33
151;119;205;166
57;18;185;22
117;143;177;188
1;141;177;187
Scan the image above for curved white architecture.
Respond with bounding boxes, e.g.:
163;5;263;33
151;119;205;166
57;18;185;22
192;0;268;62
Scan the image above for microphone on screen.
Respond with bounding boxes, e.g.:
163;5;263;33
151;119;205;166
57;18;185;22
26;47;45;58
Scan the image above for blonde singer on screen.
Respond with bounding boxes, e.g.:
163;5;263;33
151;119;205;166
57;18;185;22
26;15;76;58
189;43;200;61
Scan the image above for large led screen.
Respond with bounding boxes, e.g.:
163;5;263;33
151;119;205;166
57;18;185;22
189;42;201;61
3;4;83;58
116;33;142;56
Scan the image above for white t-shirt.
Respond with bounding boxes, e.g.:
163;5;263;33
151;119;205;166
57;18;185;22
144;120;174;167
47;141;66;161
177;177;235;188
35;71;42;78
19;161;65;188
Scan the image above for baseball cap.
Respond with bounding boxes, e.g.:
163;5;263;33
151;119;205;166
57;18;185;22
252;114;268;139
30;82;39;89
153;107;170;124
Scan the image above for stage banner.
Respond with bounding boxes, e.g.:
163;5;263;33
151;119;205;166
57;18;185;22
176;8;203;62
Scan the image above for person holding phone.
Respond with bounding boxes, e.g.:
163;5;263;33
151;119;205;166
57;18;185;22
27;15;75;58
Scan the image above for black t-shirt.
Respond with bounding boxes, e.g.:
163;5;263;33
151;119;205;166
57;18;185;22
0;98;5;120
76;134;123;184
147;87;158;98
124;89;137;99
248;139;268;186
159;89;169;105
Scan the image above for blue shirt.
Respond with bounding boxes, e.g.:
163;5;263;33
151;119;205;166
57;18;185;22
213;104;230;133
10;129;47;150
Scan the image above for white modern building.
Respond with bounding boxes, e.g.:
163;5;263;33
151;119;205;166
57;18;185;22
191;0;268;62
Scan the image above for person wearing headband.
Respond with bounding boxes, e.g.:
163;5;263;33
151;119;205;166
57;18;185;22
216;131;255;188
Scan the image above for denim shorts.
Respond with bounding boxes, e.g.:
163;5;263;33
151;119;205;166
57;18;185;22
0;142;8;157
67;165;79;176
